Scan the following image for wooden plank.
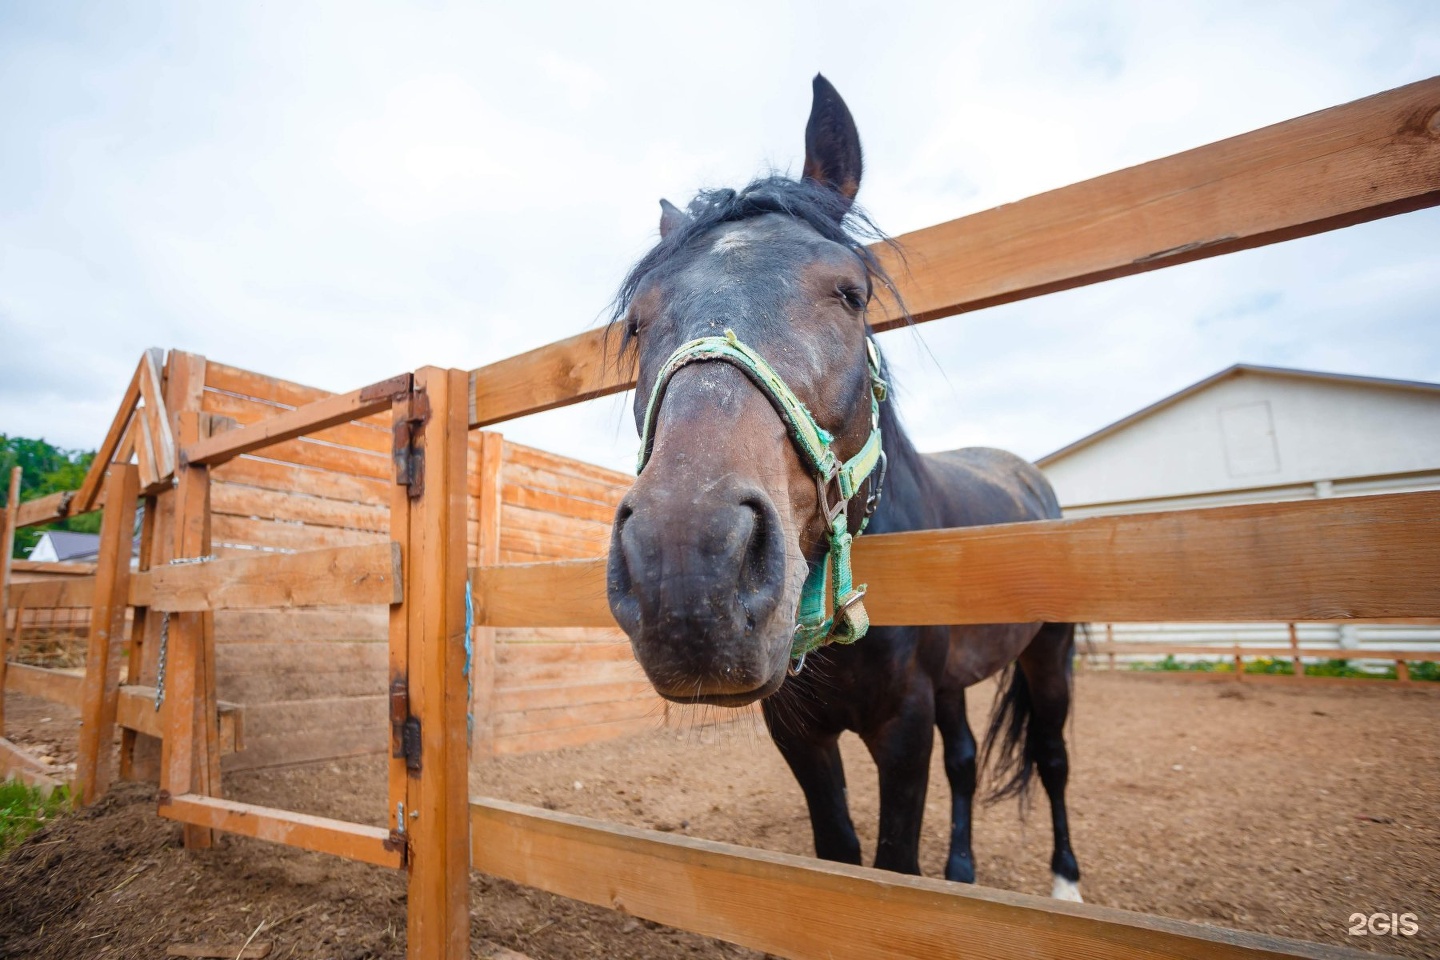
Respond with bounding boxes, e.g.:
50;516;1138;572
200;389;392;460
10;560;97;577
4;662;84;707
75;463;139;805
185;374;410;466
496;658;646;692
472;431;503;759
14;491;71;528
501;504;611;543
204;360;393;430
400;367;471;959
503;462;630;508
212;514;386;553
500;482;620;525
212;455;390;505
468;78;1440;427
473;559;609;628
158;793;403;869
210;482;390;533
139;347;177;480
8;577;98;609
0;466;18;736
117;685;242;755
499;527;609;561
148;542;402;612
215;641;387;703
161;409;218;848
0;737;66;793
471;797;1374;960
503;443;633;488
232;435;392;481
473;492;1440;627
215;606;387;643
71;361;143;515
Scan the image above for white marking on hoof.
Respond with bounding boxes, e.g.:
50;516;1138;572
1051;874;1083;902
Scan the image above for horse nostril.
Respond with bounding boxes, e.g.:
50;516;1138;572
735;495;785;631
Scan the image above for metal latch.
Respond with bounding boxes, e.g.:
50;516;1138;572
392;387;431;498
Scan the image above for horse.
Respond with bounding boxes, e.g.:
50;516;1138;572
604;74;1082;902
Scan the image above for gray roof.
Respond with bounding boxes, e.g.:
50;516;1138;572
33;530;103;561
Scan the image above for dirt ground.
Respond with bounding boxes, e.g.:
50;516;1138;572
2;672;1437;959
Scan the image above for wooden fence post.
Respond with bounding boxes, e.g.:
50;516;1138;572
391;367;470;960
470;431;502;762
159;410;220;848
1288;622;1303;681
1105;623;1114;671
120;491;159;781
75;463;139;805
0;466;19;738
127;350;204;782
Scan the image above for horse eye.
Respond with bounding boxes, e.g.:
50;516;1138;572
836;285;867;311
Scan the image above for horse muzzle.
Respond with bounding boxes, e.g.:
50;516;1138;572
606;470;794;704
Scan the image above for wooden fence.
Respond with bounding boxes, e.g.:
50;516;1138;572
3;75;1439;960
1;360;658;777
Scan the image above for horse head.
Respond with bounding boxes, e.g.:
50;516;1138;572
607;75;897;706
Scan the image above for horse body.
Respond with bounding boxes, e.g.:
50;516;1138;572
606;74;1082;901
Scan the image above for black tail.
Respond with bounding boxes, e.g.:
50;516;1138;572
980;622;1076;804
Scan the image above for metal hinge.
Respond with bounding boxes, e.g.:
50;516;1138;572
389;677;422;773
392;387;431;498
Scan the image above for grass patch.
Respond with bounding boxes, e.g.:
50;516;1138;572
1131;655;1438;681
0;778;70;856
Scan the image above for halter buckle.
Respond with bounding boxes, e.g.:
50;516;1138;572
815;461;846;527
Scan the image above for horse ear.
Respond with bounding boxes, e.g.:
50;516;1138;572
659;198;688;239
802;74;863;210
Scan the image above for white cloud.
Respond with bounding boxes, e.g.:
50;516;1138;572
0;0;1436;478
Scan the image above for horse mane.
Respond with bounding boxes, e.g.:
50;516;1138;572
608;175;908;354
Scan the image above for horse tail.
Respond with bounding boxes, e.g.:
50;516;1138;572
981;622;1076;804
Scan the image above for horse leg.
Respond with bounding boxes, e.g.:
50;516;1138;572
862;692;935;875
764;704;861;864
934;686;977;883
1019;622;1082;902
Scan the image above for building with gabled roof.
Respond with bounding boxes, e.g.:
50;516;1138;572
1037;364;1440;655
1038;364;1440;517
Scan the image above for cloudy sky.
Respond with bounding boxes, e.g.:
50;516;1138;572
2;1;1437;474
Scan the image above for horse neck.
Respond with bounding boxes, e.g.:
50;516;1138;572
867;404;931;535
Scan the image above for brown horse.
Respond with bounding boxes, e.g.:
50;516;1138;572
606;75;1081;900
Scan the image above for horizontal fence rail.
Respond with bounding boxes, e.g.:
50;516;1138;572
470;797;1372;960
3;663;244;755
467;77;1440;428
143;542;402;612
472;491;1440;627
157;794;403;869
181;373;411;467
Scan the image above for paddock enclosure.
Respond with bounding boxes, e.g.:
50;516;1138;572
3;77;1440;959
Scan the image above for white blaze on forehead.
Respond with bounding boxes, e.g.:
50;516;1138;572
712;232;748;253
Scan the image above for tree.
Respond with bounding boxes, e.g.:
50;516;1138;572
0;435;100;558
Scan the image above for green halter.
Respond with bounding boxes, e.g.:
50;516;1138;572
635;329;888;669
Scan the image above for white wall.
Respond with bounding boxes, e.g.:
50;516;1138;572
1042;371;1440;510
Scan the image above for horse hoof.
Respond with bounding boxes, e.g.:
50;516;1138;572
1051;874;1083;902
